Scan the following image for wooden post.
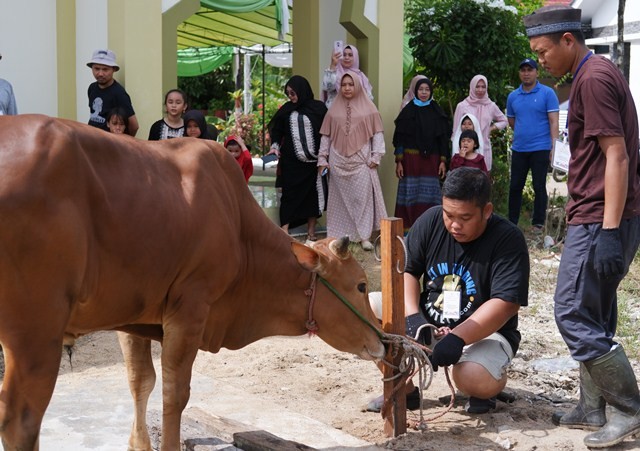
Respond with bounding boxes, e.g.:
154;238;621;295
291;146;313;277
380;217;406;436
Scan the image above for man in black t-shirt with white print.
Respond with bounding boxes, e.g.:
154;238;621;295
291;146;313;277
367;168;529;414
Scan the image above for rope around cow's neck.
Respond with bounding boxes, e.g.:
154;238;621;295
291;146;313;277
306;274;455;427
316;276;385;339
303;272;319;335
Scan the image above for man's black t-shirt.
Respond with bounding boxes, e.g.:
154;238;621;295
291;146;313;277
405;206;529;353
88;80;135;131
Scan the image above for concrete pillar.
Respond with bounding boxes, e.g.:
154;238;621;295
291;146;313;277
107;0;162;137
293;0;346;97
104;0;197;138
162;0;200;99
56;0;77;120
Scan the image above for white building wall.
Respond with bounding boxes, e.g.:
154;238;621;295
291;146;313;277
76;0;109;124
577;0;640;109
0;0;57;115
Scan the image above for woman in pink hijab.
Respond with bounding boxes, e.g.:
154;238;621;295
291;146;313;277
322;44;374;108
452;75;507;171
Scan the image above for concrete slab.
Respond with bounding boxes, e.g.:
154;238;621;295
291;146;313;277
40;359;380;450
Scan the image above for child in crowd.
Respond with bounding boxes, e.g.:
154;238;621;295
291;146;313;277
106;107;129;135
148;89;188;140
449;129;488;173
183;110;212;139
224;135;253;183
451;113;483;156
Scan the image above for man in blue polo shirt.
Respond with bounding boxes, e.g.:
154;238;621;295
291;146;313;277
506;58;559;229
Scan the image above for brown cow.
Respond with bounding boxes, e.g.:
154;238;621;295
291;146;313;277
0;115;385;450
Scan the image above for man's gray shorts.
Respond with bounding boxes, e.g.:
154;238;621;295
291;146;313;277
433;332;513;380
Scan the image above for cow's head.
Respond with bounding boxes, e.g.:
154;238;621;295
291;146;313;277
291;237;385;361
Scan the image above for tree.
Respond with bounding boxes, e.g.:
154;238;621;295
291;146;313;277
405;0;542;114
614;0;626;75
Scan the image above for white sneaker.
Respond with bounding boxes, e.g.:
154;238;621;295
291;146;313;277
361;240;374;251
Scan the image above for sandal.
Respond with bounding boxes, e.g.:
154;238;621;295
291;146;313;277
307;234;318;242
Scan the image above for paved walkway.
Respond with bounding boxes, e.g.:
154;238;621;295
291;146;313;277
41;358;381;450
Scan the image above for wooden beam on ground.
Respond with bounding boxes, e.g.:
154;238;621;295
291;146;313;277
380;217;406;436
233;430;316;451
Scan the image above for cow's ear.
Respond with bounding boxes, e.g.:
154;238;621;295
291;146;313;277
291;241;322;271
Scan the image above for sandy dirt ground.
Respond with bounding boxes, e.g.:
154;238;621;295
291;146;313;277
2;233;640;451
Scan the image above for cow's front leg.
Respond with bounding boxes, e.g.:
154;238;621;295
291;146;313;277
117;332;156;451
158;310;206;451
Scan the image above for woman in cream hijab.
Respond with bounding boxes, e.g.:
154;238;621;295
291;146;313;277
317;71;387;250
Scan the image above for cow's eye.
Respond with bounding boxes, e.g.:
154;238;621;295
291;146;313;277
357;283;367;293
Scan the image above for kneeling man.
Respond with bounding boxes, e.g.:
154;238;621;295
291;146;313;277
369;167;530;413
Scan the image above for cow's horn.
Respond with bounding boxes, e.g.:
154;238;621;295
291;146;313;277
329;236;350;259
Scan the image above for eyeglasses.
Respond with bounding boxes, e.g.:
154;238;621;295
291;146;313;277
285;90;296;97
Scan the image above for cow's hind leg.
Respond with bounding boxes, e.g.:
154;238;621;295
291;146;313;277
0;339;63;451
117;332;156;451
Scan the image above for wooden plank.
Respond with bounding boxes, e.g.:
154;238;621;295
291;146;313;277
380;218;406;437
233;430;316;451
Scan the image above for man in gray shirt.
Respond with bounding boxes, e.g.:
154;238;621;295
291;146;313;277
0;53;18;115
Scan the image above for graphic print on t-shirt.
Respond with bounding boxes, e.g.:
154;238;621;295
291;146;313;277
423;261;477;327
90;97;106;124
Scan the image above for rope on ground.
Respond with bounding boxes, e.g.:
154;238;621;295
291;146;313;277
380;329;456;430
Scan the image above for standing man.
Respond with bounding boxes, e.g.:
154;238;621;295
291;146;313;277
367;168;529;415
87;49;139;136
525;6;640;448
0;53;18;115
506;58;559;229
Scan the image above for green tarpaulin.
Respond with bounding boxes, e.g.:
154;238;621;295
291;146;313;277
177;46;234;77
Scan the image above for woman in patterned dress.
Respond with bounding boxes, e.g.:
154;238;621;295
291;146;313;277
317;71;387;251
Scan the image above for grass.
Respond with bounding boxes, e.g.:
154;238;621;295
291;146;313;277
615;253;640;359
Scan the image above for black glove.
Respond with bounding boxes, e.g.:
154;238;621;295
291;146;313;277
405;313;431;345
594;228;625;279
431;333;465;367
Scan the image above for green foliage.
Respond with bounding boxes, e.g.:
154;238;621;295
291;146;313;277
616;293;640;360
218;112;260;154
405;0;539;113
178;64;236;111
489;128;511;215
178;55;291;152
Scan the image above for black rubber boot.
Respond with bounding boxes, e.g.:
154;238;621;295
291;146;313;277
551;362;606;430
583;345;640;448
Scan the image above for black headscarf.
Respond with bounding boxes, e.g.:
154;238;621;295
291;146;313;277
268;75;327;148
183;110;212;140
393;78;451;156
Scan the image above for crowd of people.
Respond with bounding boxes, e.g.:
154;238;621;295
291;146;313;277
5;6;640;446
366;7;640;451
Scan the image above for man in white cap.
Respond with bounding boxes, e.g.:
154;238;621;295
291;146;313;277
525;5;640;448
87;49;138;136
0;53;18;116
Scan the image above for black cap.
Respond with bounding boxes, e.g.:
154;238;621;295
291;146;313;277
519;58;538;69
524;5;582;38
